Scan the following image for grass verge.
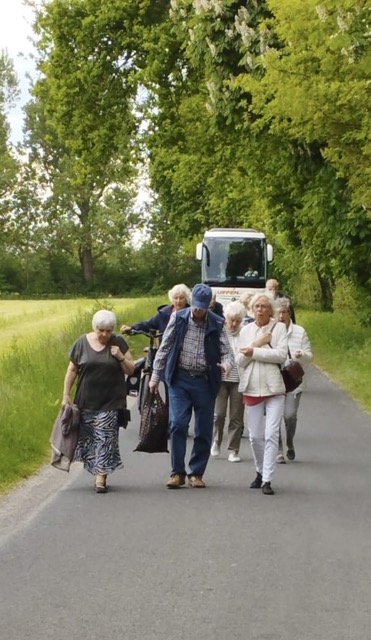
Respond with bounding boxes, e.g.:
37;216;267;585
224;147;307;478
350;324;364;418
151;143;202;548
297;310;371;413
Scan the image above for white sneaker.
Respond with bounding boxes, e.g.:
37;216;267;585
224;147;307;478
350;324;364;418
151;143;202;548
228;451;241;463
276;453;286;464
210;442;220;457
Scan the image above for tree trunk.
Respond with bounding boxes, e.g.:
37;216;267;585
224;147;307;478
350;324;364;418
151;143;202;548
316;268;333;311
79;244;94;284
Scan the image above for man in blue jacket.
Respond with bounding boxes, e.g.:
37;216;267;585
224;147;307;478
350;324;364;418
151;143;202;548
149;284;234;489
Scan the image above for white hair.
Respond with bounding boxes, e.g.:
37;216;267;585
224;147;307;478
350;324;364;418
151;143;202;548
224;301;246;320
168;283;191;304
276;296;291;311
92;309;116;329
250;293;277;318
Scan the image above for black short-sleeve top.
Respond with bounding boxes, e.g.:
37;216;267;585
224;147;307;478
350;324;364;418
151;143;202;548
70;333;129;411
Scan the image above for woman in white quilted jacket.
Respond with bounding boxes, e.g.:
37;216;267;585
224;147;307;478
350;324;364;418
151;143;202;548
276;298;313;464
236;294;288;495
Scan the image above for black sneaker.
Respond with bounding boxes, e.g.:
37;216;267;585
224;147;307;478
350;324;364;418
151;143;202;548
262;482;275;495
250;472;263;489
287;448;295;461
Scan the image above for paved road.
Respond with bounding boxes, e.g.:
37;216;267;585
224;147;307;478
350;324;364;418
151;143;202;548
1;365;371;640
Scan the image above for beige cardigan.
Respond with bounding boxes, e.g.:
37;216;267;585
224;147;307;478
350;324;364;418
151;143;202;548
236;319;288;396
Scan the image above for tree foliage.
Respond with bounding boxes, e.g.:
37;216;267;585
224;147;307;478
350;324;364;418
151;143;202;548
23;0;145;284
0;52;20;247
146;0;371;309
2;1;371;311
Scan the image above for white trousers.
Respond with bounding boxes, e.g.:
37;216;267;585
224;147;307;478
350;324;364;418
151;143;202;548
246;395;285;483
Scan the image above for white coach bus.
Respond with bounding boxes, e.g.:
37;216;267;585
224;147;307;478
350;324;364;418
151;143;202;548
196;228;273;307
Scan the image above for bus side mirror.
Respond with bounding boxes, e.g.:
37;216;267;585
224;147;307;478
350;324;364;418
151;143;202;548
267;244;273;262
196;242;203;260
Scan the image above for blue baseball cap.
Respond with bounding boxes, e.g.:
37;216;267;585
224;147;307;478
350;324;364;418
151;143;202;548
192;284;212;310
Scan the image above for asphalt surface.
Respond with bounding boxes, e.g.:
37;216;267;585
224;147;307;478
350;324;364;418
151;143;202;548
1;365;371;640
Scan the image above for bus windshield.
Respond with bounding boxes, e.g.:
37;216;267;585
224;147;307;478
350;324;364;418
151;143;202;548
202;237;267;286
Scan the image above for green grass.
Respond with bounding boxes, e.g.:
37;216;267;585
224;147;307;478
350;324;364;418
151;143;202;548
297;310;371;413
0;298;145;356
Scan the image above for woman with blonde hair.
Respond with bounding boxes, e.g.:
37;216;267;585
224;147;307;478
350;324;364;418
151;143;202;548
237;294;287;495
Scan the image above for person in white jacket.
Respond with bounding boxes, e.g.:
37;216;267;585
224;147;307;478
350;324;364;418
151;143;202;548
237;294;288;495
276;298;313;463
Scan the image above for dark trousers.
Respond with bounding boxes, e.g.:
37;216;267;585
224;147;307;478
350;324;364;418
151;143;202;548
168;369;215;476
279;392;302;451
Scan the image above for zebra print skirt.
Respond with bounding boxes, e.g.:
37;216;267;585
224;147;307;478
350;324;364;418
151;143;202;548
74;409;124;476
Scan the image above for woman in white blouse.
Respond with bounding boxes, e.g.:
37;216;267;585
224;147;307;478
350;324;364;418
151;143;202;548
237;294;288;495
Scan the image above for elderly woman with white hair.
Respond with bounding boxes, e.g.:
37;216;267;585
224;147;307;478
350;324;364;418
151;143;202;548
120;283;191;336
237;294;288;495
276;297;313;463
211;300;246;462
62;309;134;493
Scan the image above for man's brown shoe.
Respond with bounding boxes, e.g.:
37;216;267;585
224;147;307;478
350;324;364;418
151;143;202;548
188;475;206;488
166;474;186;489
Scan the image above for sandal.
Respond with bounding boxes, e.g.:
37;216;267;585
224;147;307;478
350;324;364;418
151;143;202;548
95;474;107;493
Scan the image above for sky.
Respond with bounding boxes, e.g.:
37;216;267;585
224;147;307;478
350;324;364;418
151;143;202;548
0;0;37;143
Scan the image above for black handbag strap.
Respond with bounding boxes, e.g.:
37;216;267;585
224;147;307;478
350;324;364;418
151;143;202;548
269;323;288;379
268;322;277;349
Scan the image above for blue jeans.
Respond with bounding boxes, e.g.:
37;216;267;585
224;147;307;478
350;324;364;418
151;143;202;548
168;369;216;477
